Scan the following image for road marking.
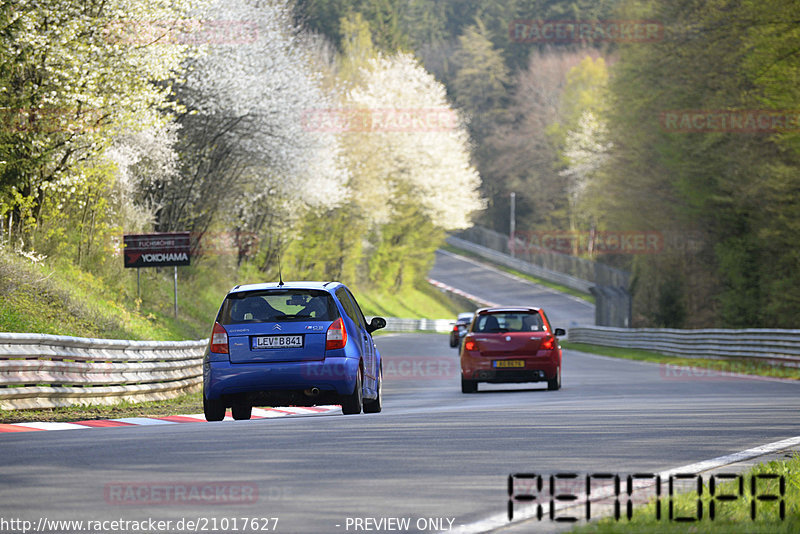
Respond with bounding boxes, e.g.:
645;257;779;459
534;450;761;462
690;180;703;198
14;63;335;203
0;406;341;434
427;278;499;307
446;435;800;533
437;249;594;308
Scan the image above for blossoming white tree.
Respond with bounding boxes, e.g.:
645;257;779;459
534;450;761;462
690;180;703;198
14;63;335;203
343;52;484;231
559;110;611;235
150;0;349;253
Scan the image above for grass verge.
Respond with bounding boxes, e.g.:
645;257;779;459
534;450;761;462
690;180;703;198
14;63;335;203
0;391;203;424
0;248;461;423
356;282;464;319
441;244;595;304
571;453;800;533
562;341;800;380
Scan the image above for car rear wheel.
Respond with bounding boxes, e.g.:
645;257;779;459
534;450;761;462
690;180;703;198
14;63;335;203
341;367;363;415
232;404;252;420
547;366;561;391
363;366;382;414
461;376;477;393
203;395;226;422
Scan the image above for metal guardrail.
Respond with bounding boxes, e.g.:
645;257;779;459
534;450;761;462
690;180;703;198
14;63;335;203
446;236;594;294
453;226;630;288
384;318;453;333
0;333;206;410
5;323;796;410
567;326;800;366
447;227;634;327
0;320;454;410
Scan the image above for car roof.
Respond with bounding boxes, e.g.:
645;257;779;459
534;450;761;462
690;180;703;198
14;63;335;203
475;306;541;314
227;281;342;295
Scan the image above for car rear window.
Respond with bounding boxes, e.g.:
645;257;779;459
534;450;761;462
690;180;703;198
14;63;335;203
474;311;544;332
218;289;339;324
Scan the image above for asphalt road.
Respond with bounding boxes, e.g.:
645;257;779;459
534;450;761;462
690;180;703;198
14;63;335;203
1;254;798;533
2;334;799;534
429;250;595;328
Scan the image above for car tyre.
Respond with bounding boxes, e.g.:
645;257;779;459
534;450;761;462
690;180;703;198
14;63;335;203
547;366;561;391
363;366;382;414
461;376;477;393
449;332;458;348
341;366;363;415
232;404;252;420
203;395;225;422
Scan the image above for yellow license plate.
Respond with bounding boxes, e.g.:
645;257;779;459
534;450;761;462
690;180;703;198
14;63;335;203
494;360;525;368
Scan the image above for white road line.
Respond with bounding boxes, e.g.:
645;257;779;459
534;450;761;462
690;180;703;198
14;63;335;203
446;435;800;534
10;422;90;431
437;249;594;308
427;278;499;308
110;417;175;425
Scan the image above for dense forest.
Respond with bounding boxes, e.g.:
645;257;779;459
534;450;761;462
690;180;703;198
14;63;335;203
297;0;800;328
1;0;799;328
0;0;482;306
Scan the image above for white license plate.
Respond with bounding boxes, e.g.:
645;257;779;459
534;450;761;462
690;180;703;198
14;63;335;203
252;335;304;349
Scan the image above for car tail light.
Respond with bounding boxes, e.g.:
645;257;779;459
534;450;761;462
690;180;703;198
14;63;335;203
464;339;476;351
540;336;555;350
210;322;229;354
453;324;459;332
326;317;347;350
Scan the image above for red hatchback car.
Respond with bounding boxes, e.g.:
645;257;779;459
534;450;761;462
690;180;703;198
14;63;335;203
460;307;565;393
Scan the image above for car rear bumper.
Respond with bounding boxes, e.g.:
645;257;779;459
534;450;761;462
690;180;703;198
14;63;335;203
461;351;560;382
203;357;359;401
465;369;551;383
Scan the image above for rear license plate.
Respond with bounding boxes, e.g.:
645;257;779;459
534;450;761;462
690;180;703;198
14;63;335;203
252;335;304;349
494;360;525;368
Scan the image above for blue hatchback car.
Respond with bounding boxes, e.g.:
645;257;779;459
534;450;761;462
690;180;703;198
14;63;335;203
203;281;386;421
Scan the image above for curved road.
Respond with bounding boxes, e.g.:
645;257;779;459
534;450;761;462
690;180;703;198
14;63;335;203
1;254;798;533
429;250;594;327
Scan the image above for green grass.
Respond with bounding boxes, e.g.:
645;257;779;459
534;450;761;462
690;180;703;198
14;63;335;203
356;282;465;319
571;454;800;533
0;250;224;340
442;244;595;303
562;342;800;380
0;391;204;424
0;248;463;421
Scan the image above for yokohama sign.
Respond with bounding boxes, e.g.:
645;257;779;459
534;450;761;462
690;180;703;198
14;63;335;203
123;233;191;268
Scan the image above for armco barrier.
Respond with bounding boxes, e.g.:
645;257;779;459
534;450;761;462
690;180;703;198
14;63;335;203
0;333;206;410
0;320;454;410
447;236;593;294
567;326;800;367
447;228;633;327
384;318;453;333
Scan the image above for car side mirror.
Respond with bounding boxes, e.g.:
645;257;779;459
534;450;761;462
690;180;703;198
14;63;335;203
554;328;566;337
367;317;387;334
